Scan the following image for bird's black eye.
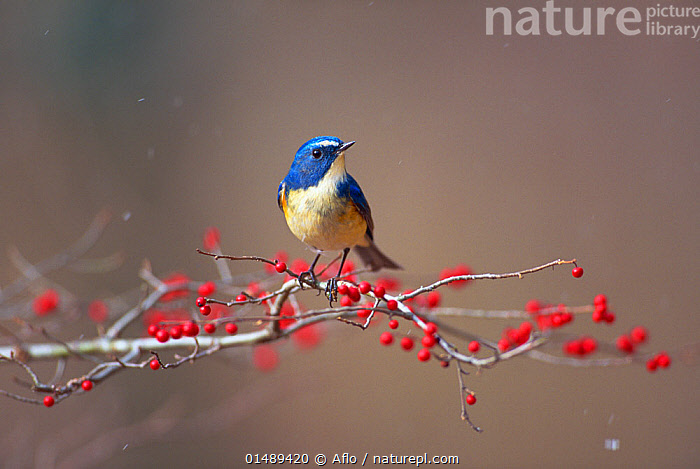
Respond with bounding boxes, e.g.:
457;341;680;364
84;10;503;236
311;149;322;158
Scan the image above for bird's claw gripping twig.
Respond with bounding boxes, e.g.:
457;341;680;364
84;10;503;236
297;269;317;290
325;277;339;306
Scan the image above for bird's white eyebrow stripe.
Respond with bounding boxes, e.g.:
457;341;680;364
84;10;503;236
315;140;338;148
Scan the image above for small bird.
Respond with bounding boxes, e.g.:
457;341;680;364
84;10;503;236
278;136;401;299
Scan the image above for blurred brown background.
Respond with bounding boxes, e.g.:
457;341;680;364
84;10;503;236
1;1;698;468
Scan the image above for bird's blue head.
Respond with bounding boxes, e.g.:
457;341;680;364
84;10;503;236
283;136;355;190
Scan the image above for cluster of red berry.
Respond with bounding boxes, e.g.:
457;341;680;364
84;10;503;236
497;321;534;352
563;336;598;356
591;294;615;323
378;320;440;363
525;299;575;330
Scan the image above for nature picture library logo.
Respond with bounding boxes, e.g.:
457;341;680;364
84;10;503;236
485;1;700;38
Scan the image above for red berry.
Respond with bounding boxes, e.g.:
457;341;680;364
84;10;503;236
379;331;393;345
616;335;634;353
257;291;270;300
468;341;480;353
33;289;60;316
630;326;648;344
426;291;441;308
646;357;658;372
440;360;449;367
87;300;109;323
155;329;170;343
439;267;453;281
290;258;310;275
497;338;510;352
147;324;160;337
450;264;473;288
160;272;190;302
424;322;438;335
386;299;398;311
225;322;238;334
564;339;583;355
357;307;371;318
594;294;607;306
149;359;160;370
456;264;473;277
465;394;476;405
182;321;200;337
388;319;399;329
572;267;584;278
348;286;361;302
292;324;323;350
247;281;260;296
373;285;386;299
375;277;400;291
235;294;247;303
417;348;431;362
604;312;616;324
169;325;183;340
203;323;216;334
195;296;207;307
43;396;55;407
341;259;355;275
400;336;414;350
592;309;604;323
421;335;436;348
519;321;533;335
656;352;671;368
81;380;93;391
275;261;287;273
581;336;597;354
340;295;353;307
202;226;220;250
525;299;541;314
560;312;573;324
536;314;552;330
199;305;211;316
198;281;216;296
358;281;371;294
337;283;349;295
551;314;563;327
252;345;279;371
505;327;521;344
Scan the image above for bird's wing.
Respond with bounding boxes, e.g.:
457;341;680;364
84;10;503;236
344;175;374;241
277;181;286;211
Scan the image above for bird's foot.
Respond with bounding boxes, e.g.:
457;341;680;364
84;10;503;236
297;269;318;290
325;277;339;306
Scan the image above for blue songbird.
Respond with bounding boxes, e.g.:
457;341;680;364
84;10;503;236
278;136;401;298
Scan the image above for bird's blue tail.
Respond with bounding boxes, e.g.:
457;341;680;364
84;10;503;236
354;241;402;271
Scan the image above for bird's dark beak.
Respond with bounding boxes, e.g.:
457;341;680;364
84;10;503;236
337;141;355;153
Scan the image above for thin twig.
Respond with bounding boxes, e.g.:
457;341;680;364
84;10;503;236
399;259;577;301
456;360;482;432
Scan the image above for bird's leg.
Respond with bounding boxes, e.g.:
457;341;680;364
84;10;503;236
298;252;322;289
326;247;350;305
